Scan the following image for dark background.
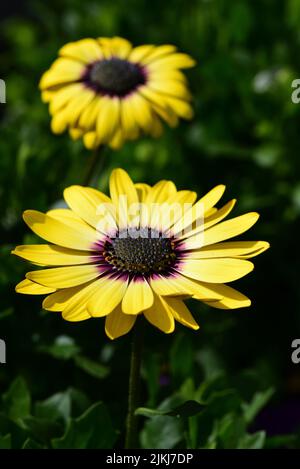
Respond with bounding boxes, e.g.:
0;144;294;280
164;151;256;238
0;0;300;449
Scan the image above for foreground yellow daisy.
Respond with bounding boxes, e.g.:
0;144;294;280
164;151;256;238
40;37;195;150
12;169;269;340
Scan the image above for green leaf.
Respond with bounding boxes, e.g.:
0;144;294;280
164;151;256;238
195;391;243;449
242;388;274;424
23;416;62;443
206;389;243;416
67;388;91;417
140;395;186;449
0;413;29;448
2;377;31;421
140;415;182;449
197;373;228;402
35;391;71;422
38;335;80;360
0;434;11;449
136;400;204;418
51;402;116;449
238;431;266;449
22;438;45;449
74;355;109;379
216;413;246;449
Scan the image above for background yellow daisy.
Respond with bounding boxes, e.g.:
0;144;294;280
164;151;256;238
40;37;195;150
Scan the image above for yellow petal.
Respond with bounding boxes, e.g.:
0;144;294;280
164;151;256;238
205;207;218;217
40;71;78;89
79;97;102;130
83;131;98;150
142;180;177;228
150;101;179;127
141;45;177;64
201;200;237;232
96;96;120;144
148;80;192;100
63;89;95;127
129;45;155;63
88;275;128;317
63;185;116;232
109;37;132;59
59;39;103;63
157;190;198;231
49;83;84;115
185;241;270;259
50;89;94;132
109;128;124;150
180;258;254;283
164;97;194;119
62;279;103;322
105;305;136;340
147;53;196;71
176;199;236;240
43;284;88;311
198;185;226;212
69;127;84;140
23;210;98;251
63;308;90;322
184;213;260;250
135;183;151;203
39;59;85;89
120;97;140;140
26;264;100;288
149;69;188;83
109;168;139;228
122;278;154;315
149;114;164;138
164;297;199;330
203;284;251;309
167;190;197;206
171;185;226;235
41;90;55;102
150;273;222;300
128;93;153;133
143;294;174;333
50;109;70;134
15;278;56;295
138;85;171;110
46;208;88;224
146;180;177;204
12;244;94;266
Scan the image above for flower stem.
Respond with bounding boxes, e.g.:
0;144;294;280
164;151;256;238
125;318;144;449
83;145;106;186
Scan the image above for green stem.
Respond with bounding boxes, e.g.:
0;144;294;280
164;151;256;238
83;145;105;187
125;319;144;449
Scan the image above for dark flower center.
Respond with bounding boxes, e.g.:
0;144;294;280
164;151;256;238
103;228;177;275
87;58;146;96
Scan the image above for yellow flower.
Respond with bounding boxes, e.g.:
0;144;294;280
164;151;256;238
40;37;195;150
12;169;269;340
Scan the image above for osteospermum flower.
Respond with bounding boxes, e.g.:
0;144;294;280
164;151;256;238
12;169;269;340
40;37;195;150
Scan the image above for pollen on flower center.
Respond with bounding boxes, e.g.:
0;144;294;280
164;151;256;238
87;58;146;96
103;228;178;275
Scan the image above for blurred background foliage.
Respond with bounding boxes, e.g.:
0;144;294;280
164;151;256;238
1;0;300;449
